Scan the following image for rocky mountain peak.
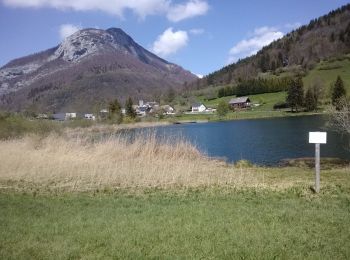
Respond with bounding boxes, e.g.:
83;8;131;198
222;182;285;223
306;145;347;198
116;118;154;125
0;27;196;112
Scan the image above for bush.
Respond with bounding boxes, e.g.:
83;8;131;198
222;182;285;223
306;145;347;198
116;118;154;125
234;159;253;168
273;102;290;110
0;112;61;139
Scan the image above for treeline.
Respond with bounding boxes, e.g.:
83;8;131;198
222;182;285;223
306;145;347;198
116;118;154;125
191;3;350;89
218;77;292;98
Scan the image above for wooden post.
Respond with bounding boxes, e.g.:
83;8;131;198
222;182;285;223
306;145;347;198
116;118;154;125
315;143;320;193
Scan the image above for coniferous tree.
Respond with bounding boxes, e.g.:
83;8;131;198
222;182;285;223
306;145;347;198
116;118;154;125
108;99;123;123
166;87;176;103
125;97;136;118
286;77;304;112
332;76;347;110
108;99;121;114
304;88;317;111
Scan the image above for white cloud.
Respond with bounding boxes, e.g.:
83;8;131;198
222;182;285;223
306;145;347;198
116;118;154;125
195;73;203;78
3;0;208;22
167;0;209;22
189;28;204;35
227;26;284;64
59;24;81;40
152;27;188;57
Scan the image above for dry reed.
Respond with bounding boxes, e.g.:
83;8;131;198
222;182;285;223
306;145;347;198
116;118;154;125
3;130;346;192
0;132;272;191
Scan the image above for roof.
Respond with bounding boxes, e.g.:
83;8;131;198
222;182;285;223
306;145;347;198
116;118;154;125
192;103;205;108
52;113;66;120
229;97;251;104
162;105;174;111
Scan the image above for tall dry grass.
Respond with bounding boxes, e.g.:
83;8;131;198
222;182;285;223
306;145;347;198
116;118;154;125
4;131;347;192
0;133;269;191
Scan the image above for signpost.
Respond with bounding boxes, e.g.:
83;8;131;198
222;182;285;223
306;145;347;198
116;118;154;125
309;132;327;193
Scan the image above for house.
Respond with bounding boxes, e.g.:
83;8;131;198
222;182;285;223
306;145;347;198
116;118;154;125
136;106;149;116
52;113;76;121
66;113;76;119
161;105;175;115
191;103;207;113
135;100;159;116
84;114;95;120
229;97;251;109
52;113;66;121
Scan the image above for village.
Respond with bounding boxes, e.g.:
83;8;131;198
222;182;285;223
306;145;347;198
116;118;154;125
42;97;252;121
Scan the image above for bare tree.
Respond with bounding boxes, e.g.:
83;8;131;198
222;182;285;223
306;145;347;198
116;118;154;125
328;98;350;148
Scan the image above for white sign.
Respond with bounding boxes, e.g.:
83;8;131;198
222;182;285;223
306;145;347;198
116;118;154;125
309;132;327;144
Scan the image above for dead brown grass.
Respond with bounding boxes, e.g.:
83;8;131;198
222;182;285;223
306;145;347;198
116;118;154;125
0;133;247;191
0;133;348;192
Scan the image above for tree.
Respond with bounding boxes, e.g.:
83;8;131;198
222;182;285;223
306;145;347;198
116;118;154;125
286;77;304;112
304;88;317;111
108;99;123;123
311;76;325;105
108;99;121;114
331;76;347;110
125;97;136;118
217;100;229;117
166;87;176;103
328;98;350;148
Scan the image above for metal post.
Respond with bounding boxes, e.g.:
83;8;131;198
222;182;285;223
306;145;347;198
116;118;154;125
315;143;320;193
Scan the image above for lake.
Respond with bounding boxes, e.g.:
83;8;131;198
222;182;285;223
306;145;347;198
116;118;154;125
129;115;350;166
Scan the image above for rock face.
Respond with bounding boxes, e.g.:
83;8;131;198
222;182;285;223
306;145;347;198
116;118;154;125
0;28;197;112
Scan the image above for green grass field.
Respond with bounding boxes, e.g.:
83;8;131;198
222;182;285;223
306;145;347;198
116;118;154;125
198;91;287;110
169;91;322;122
1;186;350;259
303;55;350;93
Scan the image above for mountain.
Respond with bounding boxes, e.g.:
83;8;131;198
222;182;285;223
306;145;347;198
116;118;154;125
194;4;350;89
0;28;197;112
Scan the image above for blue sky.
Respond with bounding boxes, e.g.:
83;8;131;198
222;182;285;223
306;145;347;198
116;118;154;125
0;0;349;76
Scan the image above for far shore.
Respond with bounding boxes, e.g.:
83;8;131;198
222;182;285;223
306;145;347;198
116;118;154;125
65;111;326;136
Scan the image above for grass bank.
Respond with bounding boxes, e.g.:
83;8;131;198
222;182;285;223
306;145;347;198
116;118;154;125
1;188;350;259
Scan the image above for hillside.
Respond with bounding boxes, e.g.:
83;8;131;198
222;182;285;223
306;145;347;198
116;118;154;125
0;28;197;113
194;4;350;89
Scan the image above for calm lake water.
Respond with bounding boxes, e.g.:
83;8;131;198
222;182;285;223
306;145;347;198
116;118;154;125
129;115;350;166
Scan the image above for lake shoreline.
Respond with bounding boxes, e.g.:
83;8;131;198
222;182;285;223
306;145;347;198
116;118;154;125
170;111;325;125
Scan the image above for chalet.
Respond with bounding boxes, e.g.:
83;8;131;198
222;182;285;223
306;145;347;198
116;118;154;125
191;103;207;113
229;97;251;109
161;105;175;115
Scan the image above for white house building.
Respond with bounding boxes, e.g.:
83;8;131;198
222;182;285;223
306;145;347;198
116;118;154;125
162;105;175;115
191;103;207;113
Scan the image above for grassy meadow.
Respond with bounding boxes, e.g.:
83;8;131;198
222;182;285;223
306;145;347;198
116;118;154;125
1;187;350;259
169;91;322;123
303;55;350;93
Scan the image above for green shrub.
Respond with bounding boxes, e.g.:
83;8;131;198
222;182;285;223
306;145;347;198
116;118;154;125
235;159;253;168
0;112;61;139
